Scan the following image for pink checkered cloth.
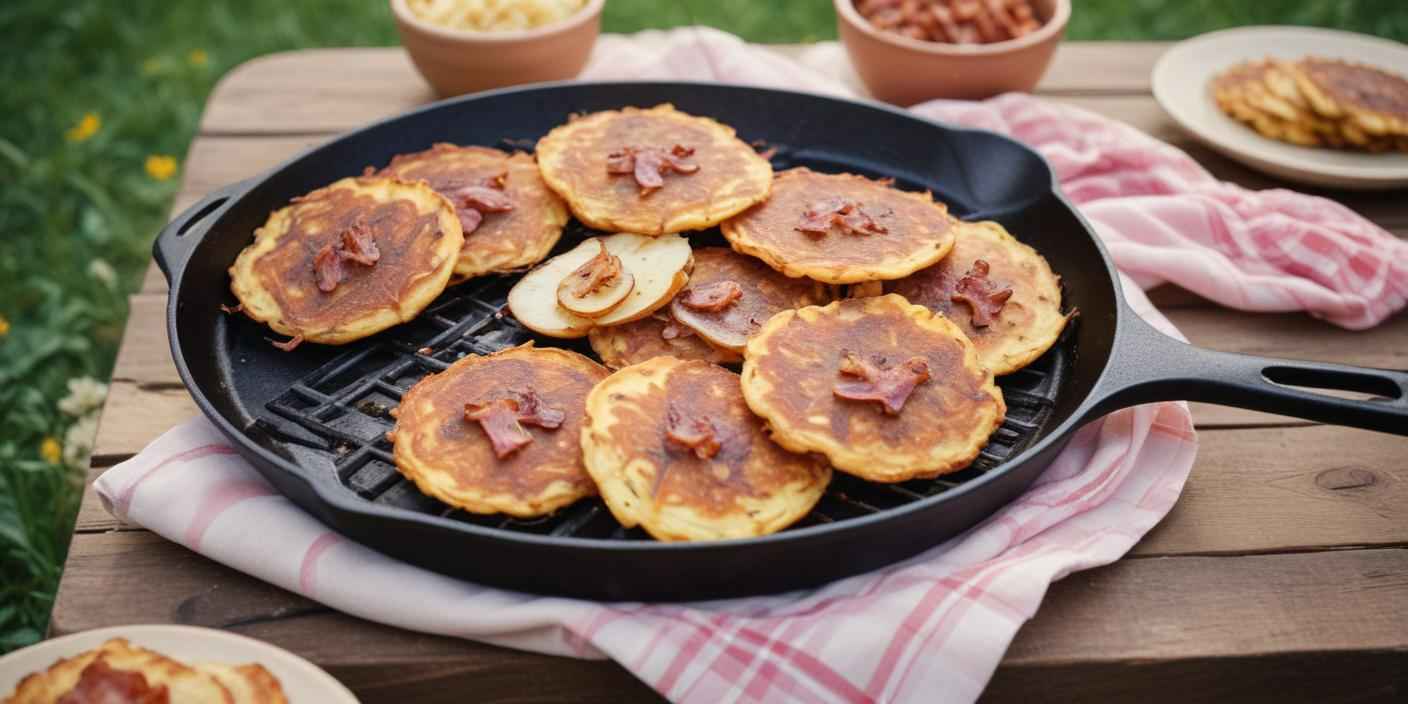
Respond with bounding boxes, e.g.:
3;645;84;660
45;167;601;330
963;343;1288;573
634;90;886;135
96;29;1406;703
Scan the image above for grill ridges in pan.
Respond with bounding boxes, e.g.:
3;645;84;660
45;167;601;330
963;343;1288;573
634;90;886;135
258;256;1070;540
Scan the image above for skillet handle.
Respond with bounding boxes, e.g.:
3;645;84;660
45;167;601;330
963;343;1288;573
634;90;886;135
1087;312;1408;435
153;179;253;284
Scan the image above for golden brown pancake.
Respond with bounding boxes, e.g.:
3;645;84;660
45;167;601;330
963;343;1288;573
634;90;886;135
229;176;463;347
581;357;831;541
377;144;569;282
721;167;956;284
1211;60;1324;147
741;295;1004;482
1292;57;1408;137
884;220;1067;375
669;247;831;353
6;638;234;703
390;344;607;517
535;104;773;235
588;312;741;369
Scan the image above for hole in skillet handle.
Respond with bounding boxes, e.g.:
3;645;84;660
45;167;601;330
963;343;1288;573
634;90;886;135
153;179;253;284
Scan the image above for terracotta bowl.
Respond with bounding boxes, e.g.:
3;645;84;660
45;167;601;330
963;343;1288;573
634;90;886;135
391;0;603;98
835;0;1070;105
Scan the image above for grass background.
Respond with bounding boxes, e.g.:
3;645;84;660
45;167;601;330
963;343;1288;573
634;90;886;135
2;0;1406;652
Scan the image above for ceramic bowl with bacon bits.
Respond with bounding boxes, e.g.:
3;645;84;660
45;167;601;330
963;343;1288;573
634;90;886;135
835;0;1070;104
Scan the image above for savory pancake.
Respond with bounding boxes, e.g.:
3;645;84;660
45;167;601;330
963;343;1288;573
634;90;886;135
885;220;1067;375
1211;59;1324;147
377;143;569;282
229;176;462;347
535;104;773;235
1291;57;1408;137
588;312;742;369
741;295;1004;482
581;357;831;541
390;344;607;517
669;247;830;353
1211;57;1407;152
720;167;956;284
6;638;233;703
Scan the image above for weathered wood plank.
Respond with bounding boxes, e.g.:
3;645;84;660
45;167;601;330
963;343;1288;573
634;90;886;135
1131;424;1408;557
50;531;1408;702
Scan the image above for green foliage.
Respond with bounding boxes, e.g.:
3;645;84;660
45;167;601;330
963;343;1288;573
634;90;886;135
1;0;1405;655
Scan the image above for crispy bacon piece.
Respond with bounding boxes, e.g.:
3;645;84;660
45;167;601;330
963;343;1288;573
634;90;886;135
606;144;699;195
339;217;381;266
513;389;566;429
58;659;170;704
678;280;743;312
313;243;345;292
455;185;514;213
833;352;931;415
565;244;624;298
664;405;721;459
795;198;888;236
465;399;533;459
951;259;1013;327
313;217;383;293
464;391;564;459
446;174;514;235
271;334;304;352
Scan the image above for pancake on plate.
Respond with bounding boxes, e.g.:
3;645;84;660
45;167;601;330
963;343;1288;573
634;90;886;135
668;247;831;353
883;220;1067;375
6;638;237;703
720;167;956;284
587;312;741;370
741;294;1004;482
581;357;831;541
390;344;607;517
1211;59;1326;147
1291;57;1408;139
1210;57;1407;152
376;143;569;283
535;104;773;235
229;176;463;348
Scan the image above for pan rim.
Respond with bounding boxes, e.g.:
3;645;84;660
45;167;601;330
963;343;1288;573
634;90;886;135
165;79;1130;553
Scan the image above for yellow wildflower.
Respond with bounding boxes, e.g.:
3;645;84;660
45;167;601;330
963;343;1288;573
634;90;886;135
40;437;62;464
146;154;178;181
188;49;208;67
142;57;164;75
0;314;9;337
66;113;100;142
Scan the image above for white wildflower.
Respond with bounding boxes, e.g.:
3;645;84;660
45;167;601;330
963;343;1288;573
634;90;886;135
58;376;108;417
63;414;100;469
89;259;118;288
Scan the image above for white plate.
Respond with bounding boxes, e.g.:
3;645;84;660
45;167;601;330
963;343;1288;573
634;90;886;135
1152;26;1408;190
0;624;359;702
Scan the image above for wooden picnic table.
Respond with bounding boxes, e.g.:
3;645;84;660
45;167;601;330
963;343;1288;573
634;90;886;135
53;42;1408;702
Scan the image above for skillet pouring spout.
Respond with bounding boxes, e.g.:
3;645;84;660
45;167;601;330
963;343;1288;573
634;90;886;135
1087;310;1408;435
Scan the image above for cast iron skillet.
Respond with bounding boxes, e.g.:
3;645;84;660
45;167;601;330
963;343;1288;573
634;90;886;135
154;82;1408;601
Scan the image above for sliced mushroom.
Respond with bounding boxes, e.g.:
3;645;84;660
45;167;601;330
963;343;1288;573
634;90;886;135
556;240;635;318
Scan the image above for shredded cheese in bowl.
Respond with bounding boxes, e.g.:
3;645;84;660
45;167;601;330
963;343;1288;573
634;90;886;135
406;0;588;32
